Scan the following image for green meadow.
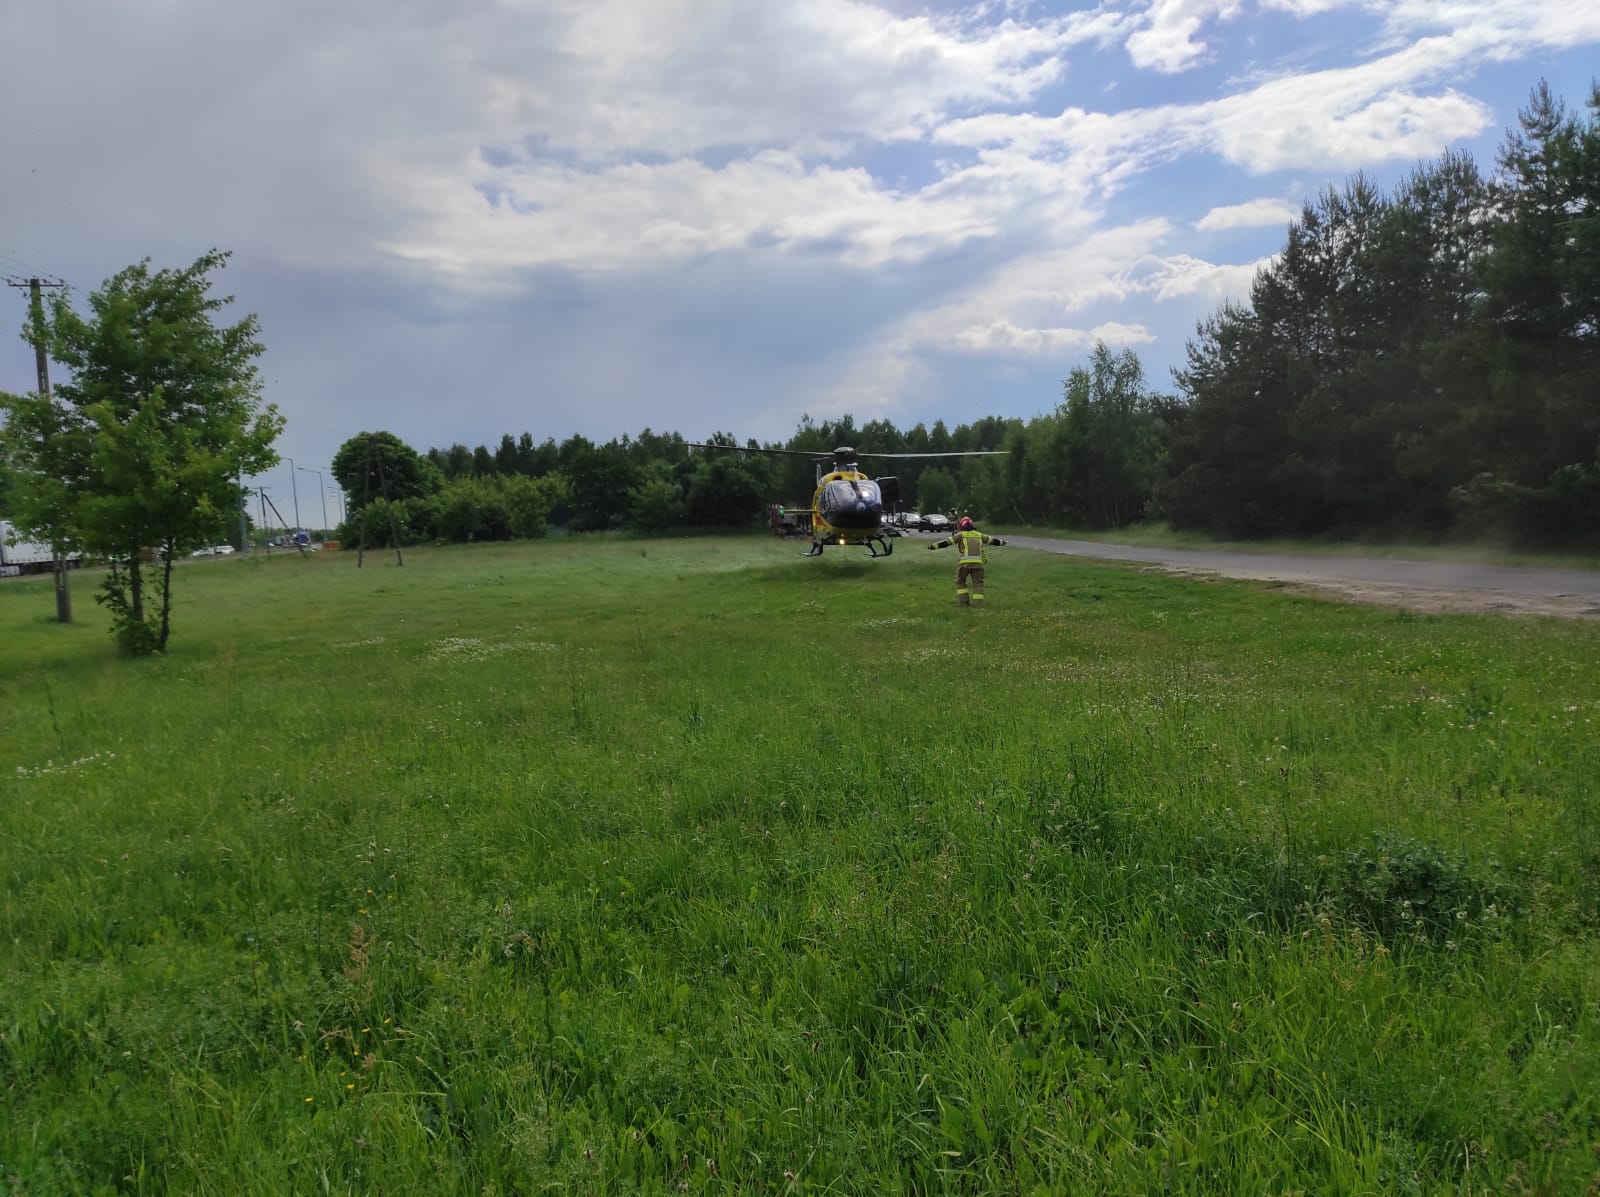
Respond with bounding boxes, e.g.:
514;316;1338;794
2;538;1597;1195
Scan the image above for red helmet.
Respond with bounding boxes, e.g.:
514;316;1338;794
958;516;974;530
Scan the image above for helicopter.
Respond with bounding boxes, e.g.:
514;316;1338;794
687;442;1007;557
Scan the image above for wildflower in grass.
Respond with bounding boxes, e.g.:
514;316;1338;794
15;750;118;779
333;635;386;649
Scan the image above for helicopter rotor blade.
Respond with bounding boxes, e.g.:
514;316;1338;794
687;442;1006;461
848;450;1009;459
685;442;831;459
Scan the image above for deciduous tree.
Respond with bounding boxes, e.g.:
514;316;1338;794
6;251;282;652
331;431;441;511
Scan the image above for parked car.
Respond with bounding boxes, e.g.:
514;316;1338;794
897;512;922;530
212;544;236;555
922;513;951;534
190;546;215;557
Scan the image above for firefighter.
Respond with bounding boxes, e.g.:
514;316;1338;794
927;516;1006;606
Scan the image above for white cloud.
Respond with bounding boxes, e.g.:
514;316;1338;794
463;0;1111;160
1382;0;1600;47
1261;0;1352;15
378;151;1010;275
938;33;1499;176
1125;0;1246;74
1194;198;1301;230
880;218;1169;358
1132;253;1271;300
949;320;1136;354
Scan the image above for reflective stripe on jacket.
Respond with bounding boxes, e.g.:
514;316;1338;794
956;529;987;564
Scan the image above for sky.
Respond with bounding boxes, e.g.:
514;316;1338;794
4;0;1599;523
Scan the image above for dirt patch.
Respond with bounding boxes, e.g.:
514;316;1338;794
1159;567;1600;620
1008;535;1600;620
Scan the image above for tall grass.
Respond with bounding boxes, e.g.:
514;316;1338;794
2;539;1597;1194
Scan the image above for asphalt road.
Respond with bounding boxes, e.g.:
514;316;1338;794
1001;534;1600;615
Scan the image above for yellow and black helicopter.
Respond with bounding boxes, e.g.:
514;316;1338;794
688;442;1006;557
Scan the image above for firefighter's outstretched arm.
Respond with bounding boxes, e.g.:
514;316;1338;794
927;537;954;551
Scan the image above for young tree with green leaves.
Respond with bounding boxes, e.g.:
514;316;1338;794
4;251;282;653
627;461;687;532
1059;343;1164;528
916;466;957;515
331;431;442;512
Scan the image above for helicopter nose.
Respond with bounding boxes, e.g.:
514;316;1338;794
819;480;883;530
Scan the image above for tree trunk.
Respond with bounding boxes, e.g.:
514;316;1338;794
130;558;145;625
157;540;176;652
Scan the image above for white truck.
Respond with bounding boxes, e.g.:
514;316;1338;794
0;521;80;577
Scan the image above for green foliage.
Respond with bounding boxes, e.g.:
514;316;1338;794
683;453;769;527
1332;833;1514;944
627;463;685;532
1165;78;1600;548
2;540;1598;1192
331;430;441;511
503;474;563;540
0;398;24;514
0;389;92;556
2;250;282;652
1060;344;1163;527
916;465;957;514
95;558;161;654
564;441;638;530
342;473;563;548
346;495;412;548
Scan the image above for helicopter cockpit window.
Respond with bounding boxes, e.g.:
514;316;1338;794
818;478;883;530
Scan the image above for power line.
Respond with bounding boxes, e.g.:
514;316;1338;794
0;252;63;280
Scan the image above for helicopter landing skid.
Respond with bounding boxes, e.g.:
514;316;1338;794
805;536;892;558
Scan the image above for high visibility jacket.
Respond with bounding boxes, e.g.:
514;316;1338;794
955;529;988;564
930;527;1005;561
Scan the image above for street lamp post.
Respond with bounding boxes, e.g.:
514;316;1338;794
330;486;346;526
287;456;301;532
297;465;328;535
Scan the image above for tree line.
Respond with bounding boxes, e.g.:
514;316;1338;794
341;81;1598;553
1162;80;1600;545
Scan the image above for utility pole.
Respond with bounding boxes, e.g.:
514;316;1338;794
238;463;248;555
6;275;71;623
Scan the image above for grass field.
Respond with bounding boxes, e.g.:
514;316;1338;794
2;537;1598;1195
